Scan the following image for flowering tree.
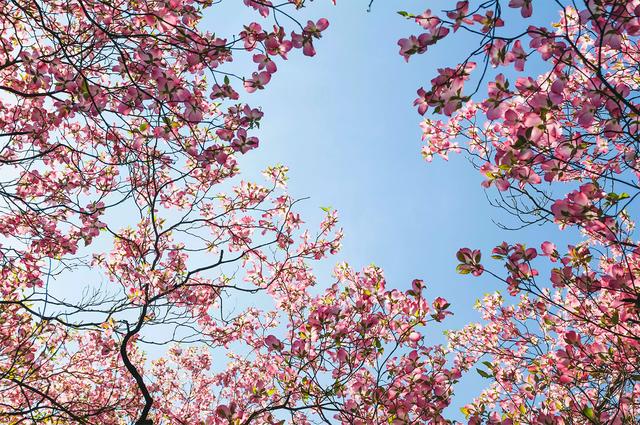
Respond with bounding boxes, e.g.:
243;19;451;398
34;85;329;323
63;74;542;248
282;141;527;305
399;0;640;423
7;0;640;422
0;0;466;423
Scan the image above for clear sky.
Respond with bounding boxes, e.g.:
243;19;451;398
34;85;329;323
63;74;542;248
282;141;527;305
199;0;580;416
12;0;578;418
0;0;599;420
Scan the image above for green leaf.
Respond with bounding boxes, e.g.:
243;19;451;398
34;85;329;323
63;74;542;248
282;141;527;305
456;265;470;275
513;136;530;149
610;310;620;325
606;192;630;203
224;75;230;85
582;406;596;421
476;368;492;378
80;79;90;97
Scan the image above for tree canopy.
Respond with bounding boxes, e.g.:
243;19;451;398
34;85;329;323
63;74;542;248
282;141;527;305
0;0;638;424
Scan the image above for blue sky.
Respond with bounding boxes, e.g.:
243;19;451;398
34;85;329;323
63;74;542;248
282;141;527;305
207;1;577;333
27;0;578;418
0;0;604;421
200;0;581;416
15;0;580;420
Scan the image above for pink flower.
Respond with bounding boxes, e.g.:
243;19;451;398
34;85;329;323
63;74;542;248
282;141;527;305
447;1;471;31
564;331;581;345
231;129;259;153
506;40;527;71
508;0;533;18
253;54;277;74
264;334;283;351
411;278;424;293
414;88;429;115
416;9;440;31
541;241;557;260
244;71;271;93
456;248;484;276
